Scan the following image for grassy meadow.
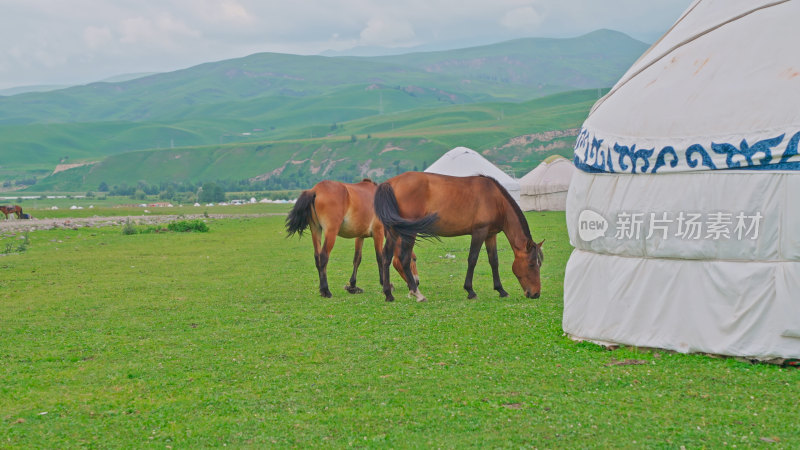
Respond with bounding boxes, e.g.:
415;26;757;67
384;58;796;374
1;211;798;447
9;201;292;219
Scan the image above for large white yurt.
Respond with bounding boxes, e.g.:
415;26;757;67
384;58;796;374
564;0;800;360
519;155;575;211
424;147;520;203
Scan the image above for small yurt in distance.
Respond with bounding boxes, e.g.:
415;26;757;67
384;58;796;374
564;0;800;360
518;155;575;211
424;147;520;203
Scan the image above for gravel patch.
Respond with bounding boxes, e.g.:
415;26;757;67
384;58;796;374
0;213;285;233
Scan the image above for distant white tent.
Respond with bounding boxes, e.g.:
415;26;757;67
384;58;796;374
424;147;520;203
519;155;575;211
564;0;800;360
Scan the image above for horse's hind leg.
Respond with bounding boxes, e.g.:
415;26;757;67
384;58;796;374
410;252;419;287
311;226;336;298
345;237;365;294
380;233;396;302
464;230;487;299
318;230;339;298
400;237;426;302
485;234;508;298
373;231;393;291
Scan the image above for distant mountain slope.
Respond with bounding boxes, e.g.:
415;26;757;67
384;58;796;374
0;30;645;126
32;89;604;192
367;29;645;93
0;30;645;191
0;84;70;96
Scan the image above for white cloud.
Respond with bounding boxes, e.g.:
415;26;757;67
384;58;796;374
359;17;417;47
0;0;694;89
84;26;113;50
501;6;544;31
221;0;253;23
119;13;200;47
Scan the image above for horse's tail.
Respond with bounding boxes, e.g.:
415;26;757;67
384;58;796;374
285;190;316;237
374;182;439;242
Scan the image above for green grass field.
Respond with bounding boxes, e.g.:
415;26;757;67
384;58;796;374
11;202;292;219
1;212;798;447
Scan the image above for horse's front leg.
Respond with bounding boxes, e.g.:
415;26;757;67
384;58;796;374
485;234;508;297
464;230;488;299
345;237;365;294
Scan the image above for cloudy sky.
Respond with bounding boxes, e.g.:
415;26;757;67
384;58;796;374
0;0;693;90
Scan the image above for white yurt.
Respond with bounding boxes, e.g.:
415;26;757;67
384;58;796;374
424;147;520;203
564;0;800;360
519;155;575;211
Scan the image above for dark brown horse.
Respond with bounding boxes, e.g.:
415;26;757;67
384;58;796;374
0;205;23;219
286;179;418;298
374;172;543;302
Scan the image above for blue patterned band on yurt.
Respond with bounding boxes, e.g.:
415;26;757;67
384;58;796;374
573;127;800;174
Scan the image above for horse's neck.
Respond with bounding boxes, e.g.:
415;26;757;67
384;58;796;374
501;201;530;252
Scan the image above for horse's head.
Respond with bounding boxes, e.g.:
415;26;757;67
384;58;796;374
512;239;544;299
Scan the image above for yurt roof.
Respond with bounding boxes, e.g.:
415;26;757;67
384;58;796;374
543;154;566;164
519;155;575;195
424;147;519;190
575;0;800;175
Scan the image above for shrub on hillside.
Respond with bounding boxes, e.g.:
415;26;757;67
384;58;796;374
167;219;209;233
122;219;137;235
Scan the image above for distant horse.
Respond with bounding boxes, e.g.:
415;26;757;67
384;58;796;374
286;179;418;298
374;172;544;302
0;205;23;219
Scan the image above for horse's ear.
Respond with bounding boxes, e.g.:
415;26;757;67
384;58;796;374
537;239;545;248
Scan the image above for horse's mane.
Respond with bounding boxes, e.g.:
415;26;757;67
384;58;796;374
478;175;532;242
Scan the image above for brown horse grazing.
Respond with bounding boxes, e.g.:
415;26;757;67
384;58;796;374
286;179;418;298
0;205;23;219
374;172;544;302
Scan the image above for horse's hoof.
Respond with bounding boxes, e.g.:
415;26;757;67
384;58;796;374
320;290;332;298
344;285;364;294
385;295;395;302
498;290;509;298
467;292;477;300
408;290;427;302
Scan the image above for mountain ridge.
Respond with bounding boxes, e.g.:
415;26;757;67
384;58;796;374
0;30;645;191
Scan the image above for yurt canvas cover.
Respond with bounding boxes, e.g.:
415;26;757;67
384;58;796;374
519;155;575;211
425;147;520;202
564;0;800;360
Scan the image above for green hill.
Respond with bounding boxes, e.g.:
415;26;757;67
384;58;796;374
32;89;604;192
0;30;642;125
0;29;645;192
367;29;643;95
